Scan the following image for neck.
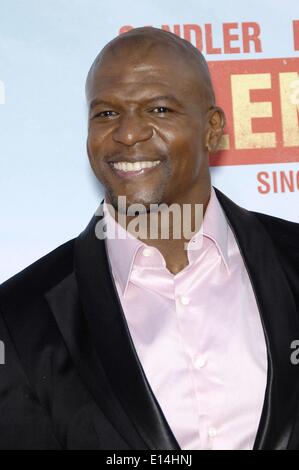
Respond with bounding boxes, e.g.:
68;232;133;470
105;178;211;275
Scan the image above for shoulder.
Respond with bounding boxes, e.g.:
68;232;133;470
214;186;299;252
250;210;299;252
215;187;299;284
0;238;76;309
249;210;299;292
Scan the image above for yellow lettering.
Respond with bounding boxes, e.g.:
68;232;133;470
231;74;276;149
279;72;299;147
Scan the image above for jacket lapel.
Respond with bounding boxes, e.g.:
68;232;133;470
70;211;179;450
214;187;299;450
45;271;149;449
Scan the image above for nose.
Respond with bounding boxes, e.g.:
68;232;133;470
112;112;153;146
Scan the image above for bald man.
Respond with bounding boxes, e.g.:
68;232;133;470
0;27;299;450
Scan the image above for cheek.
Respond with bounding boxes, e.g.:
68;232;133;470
87;131;108;170
169;131;203;178
86;135;109;183
87;122;112;153
87;129;102;156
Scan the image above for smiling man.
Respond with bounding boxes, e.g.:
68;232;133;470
85;27;224;275
0;27;299;450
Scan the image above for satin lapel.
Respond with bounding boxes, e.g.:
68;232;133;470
72;208;180;451
214;187;299;450
45;272;148;449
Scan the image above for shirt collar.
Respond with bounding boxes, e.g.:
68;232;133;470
103;186;229;296
103;200;144;296
199;185;229;272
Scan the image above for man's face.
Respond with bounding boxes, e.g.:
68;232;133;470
86;44;211;211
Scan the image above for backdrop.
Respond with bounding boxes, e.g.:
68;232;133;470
0;0;298;282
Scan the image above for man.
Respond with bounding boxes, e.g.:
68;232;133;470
0;26;299;450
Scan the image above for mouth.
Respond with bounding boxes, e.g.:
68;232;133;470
109;160;162;180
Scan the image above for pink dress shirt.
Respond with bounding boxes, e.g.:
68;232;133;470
102;186;268;450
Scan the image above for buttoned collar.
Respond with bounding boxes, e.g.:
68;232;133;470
103;186;229;296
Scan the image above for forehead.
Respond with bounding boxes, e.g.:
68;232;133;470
86;48;203;105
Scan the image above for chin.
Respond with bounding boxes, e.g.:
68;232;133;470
106;186;167;213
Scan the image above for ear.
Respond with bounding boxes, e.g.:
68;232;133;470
205;106;226;153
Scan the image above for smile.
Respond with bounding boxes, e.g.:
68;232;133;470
109;160;162;179
111;160;161;171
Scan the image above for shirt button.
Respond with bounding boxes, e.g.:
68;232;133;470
142;248;153;257
208;427;217;438
194;357;206;369
179;296;190;305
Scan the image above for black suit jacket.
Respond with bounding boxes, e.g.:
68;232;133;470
1;186;299;450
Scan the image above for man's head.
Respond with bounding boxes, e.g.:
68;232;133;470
86;27;225;212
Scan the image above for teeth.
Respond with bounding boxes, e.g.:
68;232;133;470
112;160;161;172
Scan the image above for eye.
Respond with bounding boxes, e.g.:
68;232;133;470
93;110;118;119
151;106;171;114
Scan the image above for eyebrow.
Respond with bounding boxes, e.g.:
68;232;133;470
89;94;183;110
